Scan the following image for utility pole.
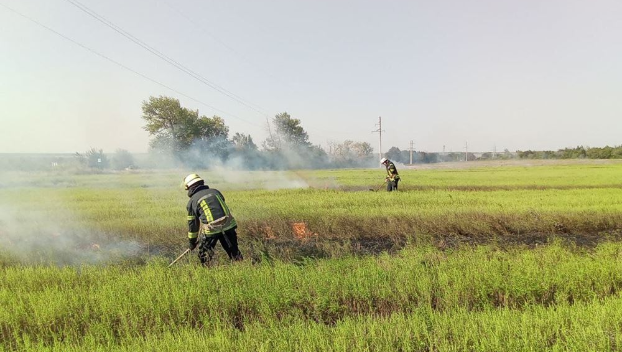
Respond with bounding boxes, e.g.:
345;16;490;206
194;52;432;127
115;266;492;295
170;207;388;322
371;116;384;166
493;144;497;159
409;140;414;164
465;141;468;162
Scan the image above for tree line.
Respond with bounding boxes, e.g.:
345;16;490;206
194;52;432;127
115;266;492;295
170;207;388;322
8;94;618;172
140;95;375;169
382;146;516;164
517;146;622;160
383;145;622;165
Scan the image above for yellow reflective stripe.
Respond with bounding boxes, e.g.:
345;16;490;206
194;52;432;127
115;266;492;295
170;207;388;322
228;218;237;228
201;228;216;235
199;199;214;222
186;215;195;221
387;164;398;178
188;232;198;239
215;195;230;216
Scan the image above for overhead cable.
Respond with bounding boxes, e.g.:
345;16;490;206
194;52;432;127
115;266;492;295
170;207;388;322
64;0;269;116
0;2;262;128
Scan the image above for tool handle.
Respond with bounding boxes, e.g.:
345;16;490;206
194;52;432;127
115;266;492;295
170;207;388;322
168;248;191;268
375;180;388;191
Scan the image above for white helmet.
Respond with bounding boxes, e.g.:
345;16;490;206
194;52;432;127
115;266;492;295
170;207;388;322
380;157;388;164
183;173;204;190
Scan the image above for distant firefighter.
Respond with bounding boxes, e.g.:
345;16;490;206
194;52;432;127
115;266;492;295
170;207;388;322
183;173;243;265
380;158;400;192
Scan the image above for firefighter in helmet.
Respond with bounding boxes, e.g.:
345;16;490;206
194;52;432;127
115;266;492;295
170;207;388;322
380;158;400;192
183;173;243;265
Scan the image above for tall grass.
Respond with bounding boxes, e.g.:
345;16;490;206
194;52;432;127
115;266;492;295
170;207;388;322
2;163;622;262
2;163;622;350
30;299;622;352
3;242;622;350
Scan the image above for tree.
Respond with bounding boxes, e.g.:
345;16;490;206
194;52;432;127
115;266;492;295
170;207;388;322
400;150;411;163
260;112;329;168
232;133;258;151
496;148;516;160
264;112;311;150
480;152;493;160
142;96;196;153
194;115;229;143
141;96;230;159
351;141;373;158
75;148;109;169
516;145;622;160
331;140;374;166
385;147;402;163
111;149;135;170
228;133;264;169
189;115;231;162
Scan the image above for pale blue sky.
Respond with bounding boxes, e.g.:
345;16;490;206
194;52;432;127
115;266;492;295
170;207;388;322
1;0;620;154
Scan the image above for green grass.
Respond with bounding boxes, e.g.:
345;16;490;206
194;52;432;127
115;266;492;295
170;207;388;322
3;161;622;350
33;300;622;352
2;162;622;264
3;242;622;350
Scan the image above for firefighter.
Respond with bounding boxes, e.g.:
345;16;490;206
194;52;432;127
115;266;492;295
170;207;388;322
380;157;400;191
183;173;243;265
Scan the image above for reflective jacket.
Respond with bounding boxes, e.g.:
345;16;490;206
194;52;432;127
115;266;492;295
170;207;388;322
385;161;400;181
186;185;237;239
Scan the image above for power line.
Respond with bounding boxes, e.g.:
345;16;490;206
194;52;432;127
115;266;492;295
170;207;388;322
154;1;346;144
155;0;309;126
157;0;288;86
71;0;349;145
0;2;262;128
1;2;353;148
2;2;366;148
64;0;369;146
63;0;269;116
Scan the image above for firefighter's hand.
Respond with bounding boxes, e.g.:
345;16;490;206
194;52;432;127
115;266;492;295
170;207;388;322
188;238;198;250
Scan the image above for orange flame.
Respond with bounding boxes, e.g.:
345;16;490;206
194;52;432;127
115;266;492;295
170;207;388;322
292;222;316;240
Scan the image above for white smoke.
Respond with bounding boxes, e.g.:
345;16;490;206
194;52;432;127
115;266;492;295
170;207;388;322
0;201;141;266
204;155;309;190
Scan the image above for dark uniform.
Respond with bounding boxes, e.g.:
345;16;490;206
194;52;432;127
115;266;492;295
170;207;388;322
187;184;242;264
385;160;400;191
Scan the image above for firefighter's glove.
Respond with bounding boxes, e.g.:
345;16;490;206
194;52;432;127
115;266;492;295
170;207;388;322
188;237;198;250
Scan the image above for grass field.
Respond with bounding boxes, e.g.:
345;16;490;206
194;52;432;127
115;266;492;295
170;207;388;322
1;160;622;350
2;160;622;262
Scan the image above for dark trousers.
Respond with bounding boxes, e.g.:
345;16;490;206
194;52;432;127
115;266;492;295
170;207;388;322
198;228;243;265
387;179;399;192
